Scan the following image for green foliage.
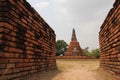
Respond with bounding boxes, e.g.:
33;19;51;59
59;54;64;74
83;47;100;58
56;40;68;56
82;47;91;56
91;49;100;58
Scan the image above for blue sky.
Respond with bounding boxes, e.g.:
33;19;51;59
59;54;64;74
27;0;114;50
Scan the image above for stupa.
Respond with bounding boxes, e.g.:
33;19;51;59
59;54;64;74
65;28;83;56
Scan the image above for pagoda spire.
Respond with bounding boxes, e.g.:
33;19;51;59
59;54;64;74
71;28;77;41
65;28;83;56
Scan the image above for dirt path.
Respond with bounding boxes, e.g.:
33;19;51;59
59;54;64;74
54;59;99;80
31;59;120;80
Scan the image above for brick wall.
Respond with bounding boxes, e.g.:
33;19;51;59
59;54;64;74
99;0;120;75
0;0;56;80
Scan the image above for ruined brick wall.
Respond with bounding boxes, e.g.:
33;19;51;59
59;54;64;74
0;0;56;80
99;0;120;75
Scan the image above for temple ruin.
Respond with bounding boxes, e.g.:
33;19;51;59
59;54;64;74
65;28;83;56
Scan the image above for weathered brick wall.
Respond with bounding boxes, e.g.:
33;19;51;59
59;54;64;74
99;0;120;75
0;0;56;80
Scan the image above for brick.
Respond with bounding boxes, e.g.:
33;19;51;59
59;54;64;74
0;64;6;68
6;63;15;68
4;52;14;58
0;58;9;63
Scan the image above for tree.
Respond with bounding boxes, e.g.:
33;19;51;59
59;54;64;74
56;40;68;56
83;47;100;58
91;49;100;58
82;47;91;56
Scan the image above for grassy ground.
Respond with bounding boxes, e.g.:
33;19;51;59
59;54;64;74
31;59;120;80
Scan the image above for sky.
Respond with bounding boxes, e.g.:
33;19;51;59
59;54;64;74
27;0;114;50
